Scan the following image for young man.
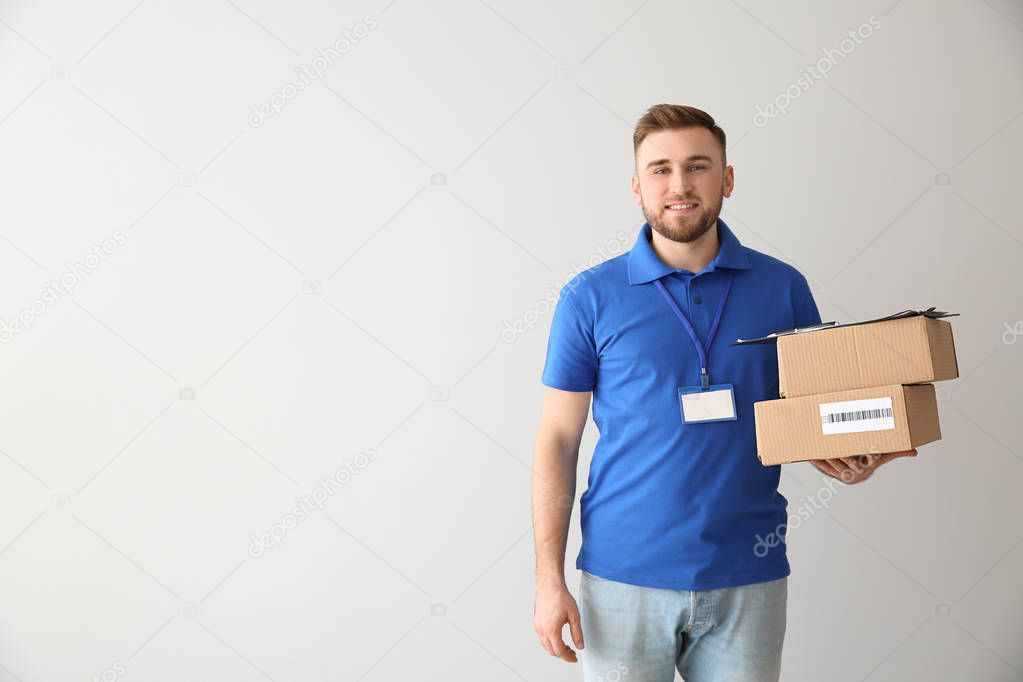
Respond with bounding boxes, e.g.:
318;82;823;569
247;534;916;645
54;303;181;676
531;104;916;682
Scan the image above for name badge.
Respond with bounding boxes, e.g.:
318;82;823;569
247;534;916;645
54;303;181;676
679;383;737;423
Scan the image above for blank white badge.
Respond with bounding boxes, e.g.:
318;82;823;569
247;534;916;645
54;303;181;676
679;384;737;423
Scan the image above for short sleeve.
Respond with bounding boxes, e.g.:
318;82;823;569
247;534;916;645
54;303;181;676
541;289;598;392
792;275;822;328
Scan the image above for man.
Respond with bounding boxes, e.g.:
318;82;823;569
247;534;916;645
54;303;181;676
531;104;917;681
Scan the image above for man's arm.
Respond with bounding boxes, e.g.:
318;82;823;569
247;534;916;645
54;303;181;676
532;386;590;663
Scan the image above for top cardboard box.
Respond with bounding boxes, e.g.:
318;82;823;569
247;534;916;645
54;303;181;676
774;314;959;397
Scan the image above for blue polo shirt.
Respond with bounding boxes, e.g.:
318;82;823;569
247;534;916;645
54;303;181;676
542;218;821;590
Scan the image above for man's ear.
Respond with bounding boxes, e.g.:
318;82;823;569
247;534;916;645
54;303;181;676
631;173;641;206
722;165;734;199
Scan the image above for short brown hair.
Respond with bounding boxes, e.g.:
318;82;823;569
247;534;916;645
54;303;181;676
633;104;727;166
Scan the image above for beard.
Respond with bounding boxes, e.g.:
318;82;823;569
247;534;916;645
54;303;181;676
641;194;722;244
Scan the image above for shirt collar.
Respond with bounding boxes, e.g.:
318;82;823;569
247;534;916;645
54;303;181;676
627;217;751;285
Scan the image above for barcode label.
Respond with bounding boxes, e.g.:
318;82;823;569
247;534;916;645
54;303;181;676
822;407;893;423
819;397;895;435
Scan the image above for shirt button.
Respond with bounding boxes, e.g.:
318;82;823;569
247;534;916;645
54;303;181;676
694;296;702;304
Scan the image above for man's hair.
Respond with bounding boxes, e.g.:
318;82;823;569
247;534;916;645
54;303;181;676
633;104;727;166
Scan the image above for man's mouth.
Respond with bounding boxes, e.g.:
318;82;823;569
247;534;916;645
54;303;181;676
665;201;699;215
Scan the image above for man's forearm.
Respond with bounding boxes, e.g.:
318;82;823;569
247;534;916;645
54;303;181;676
532;437;578;589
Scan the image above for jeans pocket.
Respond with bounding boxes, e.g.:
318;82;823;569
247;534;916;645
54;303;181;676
581;570;613;584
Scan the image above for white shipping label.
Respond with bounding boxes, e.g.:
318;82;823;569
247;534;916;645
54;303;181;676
819;397;895;435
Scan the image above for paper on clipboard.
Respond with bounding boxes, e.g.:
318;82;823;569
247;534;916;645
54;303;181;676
732;307;959;346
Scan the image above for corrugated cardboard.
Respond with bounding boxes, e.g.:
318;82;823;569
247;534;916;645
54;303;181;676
777;315;958;398
754;383;940;465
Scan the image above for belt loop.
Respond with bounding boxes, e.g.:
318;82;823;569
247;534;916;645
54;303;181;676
684;590;697;633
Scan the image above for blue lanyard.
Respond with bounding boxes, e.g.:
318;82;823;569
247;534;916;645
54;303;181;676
653;271;734;389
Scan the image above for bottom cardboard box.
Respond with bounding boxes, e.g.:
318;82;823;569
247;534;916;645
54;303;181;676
754;383;940;466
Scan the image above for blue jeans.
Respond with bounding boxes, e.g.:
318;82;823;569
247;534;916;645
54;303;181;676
578;571;787;682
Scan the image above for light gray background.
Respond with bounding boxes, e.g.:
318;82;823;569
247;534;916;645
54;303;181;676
0;0;1020;680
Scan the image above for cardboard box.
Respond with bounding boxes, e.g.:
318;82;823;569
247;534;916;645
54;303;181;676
754;383;940;465
777;315;958;398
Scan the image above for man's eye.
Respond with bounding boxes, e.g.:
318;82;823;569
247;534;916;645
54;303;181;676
654;168;667;174
689;165;705;172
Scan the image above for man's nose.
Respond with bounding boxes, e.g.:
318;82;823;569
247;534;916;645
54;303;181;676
669;170;692;193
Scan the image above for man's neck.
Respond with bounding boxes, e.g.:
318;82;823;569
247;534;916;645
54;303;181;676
649;221;721;274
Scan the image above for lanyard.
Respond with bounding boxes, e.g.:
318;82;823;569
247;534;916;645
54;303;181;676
653;271;734;389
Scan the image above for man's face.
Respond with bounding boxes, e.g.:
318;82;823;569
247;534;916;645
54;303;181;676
631;127;733;244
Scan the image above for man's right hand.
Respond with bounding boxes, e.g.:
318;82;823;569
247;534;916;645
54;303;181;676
533;581;585;663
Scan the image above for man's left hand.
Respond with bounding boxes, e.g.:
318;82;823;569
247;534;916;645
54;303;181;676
809;449;918;484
